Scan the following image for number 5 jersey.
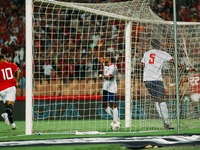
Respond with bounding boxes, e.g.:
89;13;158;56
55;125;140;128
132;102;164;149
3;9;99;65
141;49;173;81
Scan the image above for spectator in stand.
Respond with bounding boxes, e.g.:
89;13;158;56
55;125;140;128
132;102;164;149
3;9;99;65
4;36;14;48
19;61;26;96
67;59;75;83
79;54;86;81
116;56;123;76
18;43;24;65
9;32;18;46
58;55;68;84
5;52;13;62
164;0;173;15
70;14;79;33
90;30;100;49
50;68;57;83
13;52;20;67
42;60;53;84
34;64;43;84
85;58;93;82
17;32;24;45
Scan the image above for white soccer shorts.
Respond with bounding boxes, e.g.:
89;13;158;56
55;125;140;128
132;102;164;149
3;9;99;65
0;86;16;104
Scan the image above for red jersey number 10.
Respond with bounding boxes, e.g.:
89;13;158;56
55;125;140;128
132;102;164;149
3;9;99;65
149;53;156;64
1;68;13;80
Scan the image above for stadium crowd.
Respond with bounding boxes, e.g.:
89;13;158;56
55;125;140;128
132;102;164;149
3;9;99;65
0;0;199;96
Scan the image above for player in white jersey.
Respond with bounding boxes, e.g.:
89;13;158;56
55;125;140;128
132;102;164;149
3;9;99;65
141;39;174;130
141;39;196;130
142;50;173;81
98;40;119;122
102;64;118;94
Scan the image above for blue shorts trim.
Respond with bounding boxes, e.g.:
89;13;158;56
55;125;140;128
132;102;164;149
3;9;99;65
144;81;166;97
102;90;116;103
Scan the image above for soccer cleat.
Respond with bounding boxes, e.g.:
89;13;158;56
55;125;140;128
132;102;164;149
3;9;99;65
1;113;10;125
164;123;174;130
11;123;17;130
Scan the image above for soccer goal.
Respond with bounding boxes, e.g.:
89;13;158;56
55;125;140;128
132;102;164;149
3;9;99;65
26;0;200;135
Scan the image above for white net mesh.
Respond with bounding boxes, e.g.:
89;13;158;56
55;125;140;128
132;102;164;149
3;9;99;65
31;0;200;133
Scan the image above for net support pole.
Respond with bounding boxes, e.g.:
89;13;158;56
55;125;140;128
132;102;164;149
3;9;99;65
125;21;132;128
173;0;180;134
25;0;33;135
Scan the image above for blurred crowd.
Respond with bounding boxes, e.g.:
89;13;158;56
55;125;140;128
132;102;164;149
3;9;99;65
0;0;25;66
0;0;199;95
150;0;200;21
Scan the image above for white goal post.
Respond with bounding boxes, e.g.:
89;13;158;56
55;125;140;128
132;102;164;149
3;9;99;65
26;0;33;135
26;0;200;135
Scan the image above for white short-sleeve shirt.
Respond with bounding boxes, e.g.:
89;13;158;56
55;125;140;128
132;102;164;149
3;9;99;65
103;64;118;93
141;49;173;81
43;65;53;75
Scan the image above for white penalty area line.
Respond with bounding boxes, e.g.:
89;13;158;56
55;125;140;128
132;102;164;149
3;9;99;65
0;134;26;139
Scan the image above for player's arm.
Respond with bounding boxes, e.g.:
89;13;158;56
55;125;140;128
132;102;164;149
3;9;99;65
16;69;21;87
177;63;197;72
97;40;104;64
99;74;113;80
169;58;197;72
186;67;197;72
139;62;145;68
140;53;146;68
99;66;116;80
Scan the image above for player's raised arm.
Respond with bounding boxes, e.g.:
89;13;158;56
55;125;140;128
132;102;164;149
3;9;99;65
187;67;197;72
177;63;197;72
97;40;104;64
169;58;197;73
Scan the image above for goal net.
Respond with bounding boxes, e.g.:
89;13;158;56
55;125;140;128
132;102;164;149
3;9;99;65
28;0;200;134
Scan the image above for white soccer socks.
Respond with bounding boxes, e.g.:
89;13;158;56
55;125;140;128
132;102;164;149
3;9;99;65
155;102;162;118
105;106;112;116
113;108;119;122
105;107;119;121
156;102;170;125
159;102;170;125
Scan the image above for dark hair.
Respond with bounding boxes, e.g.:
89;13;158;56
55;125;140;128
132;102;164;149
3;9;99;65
106;52;111;57
0;55;5;60
151;39;160;49
110;57;116;63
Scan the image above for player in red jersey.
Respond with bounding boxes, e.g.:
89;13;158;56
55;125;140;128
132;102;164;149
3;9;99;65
183;74;200;118
0;55;21;130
